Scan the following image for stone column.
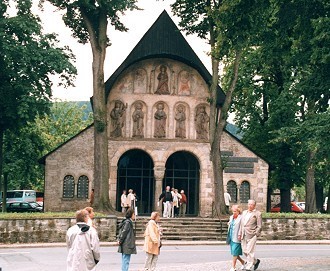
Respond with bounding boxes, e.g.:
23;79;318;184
154;166;165;213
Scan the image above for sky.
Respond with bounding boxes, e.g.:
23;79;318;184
36;0;212;101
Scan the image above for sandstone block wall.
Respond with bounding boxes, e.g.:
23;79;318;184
0;217;329;244
0;216;117;244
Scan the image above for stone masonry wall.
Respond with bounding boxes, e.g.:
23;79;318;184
0;216;117;244
0;217;328;244
260;218;330;240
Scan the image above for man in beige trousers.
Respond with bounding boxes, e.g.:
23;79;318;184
239;199;262;271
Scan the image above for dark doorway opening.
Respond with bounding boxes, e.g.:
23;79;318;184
164;151;200;216
117;149;154;215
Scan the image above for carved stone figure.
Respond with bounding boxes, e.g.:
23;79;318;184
175;105;186;139
195;105;209;140
155;65;170;95
154;103;167;138
132;102;144;138
110;101;127;137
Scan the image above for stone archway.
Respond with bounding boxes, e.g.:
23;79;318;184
116;149;154;215
164;151;200;216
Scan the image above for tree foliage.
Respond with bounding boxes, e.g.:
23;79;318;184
0;0;76;193
228;0;329;213
3;101;93;191
171;0;269;215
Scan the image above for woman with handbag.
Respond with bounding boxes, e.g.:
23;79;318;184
143;212;162;271
227;205;245;271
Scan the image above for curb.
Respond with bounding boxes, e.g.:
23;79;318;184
1;239;329;248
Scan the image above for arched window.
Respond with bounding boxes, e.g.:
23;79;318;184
227;180;237;203
77;175;89;199
240;181;250;203
63;175;75;198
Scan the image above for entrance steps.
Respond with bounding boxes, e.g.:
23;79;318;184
117;216;229;241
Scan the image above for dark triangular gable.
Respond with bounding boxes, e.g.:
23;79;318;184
104;10;225;105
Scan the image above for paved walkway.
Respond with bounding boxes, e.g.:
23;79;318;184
152;257;330;271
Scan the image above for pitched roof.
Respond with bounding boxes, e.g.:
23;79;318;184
104;10;225;105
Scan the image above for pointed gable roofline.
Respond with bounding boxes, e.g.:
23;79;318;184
104;10;225;106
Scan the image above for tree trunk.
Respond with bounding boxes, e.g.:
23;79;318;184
211;51;242;216
280;188;291;212
305;149;317;213
81;9;114;212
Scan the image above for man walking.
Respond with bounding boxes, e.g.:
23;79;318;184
239;199;262;271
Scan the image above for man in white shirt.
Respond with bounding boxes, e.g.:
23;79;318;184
224;191;232;214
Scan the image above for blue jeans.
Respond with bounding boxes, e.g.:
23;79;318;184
122;253;131;271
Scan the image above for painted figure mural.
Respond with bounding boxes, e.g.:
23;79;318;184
110;101;127;137
178;70;191;95
195;105;209;140
155;65;170;95
132;102;144;138
154;102;167;138
133;68;147;93
175;105;186;139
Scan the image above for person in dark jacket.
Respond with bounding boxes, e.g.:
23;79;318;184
117;208;137;271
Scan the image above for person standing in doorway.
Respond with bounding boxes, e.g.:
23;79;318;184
126;189;135;210
179;190;187;217
171;189;181;218
66;209;100;271
227;205;245;271
239;199;262;271
121;190;128;213
158;186;173;218
89;188;95;206
143;212;162;271
117;208;137;271
224;191;232;214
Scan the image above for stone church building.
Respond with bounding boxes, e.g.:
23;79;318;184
41;11;269;216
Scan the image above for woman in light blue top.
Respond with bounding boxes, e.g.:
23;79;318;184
227;205;245;271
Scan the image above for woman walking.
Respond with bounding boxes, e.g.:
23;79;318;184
117;208;137;271
227;205;245;271
143;212;162;271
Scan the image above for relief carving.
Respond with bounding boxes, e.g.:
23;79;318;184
195;105;210;140
132;102;144;138
154;102;167;138
110;100;127;137
155;65;170;95
175;104;186;139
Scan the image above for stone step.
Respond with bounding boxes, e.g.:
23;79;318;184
117;216;229;241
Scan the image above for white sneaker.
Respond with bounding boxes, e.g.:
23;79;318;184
241;262;247;270
230;268;237;271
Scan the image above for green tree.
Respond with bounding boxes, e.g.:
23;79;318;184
3;101;93;192
229;0;329;213
171;0;268;215
42;0;139;211
0;0;76;195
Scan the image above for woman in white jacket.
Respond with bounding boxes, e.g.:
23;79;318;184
66;209;100;271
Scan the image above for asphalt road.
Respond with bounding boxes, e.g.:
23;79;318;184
0;244;329;271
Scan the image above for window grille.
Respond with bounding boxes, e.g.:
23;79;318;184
63;175;75;198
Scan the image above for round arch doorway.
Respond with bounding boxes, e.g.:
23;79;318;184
164;151;200;216
116;149;154;215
